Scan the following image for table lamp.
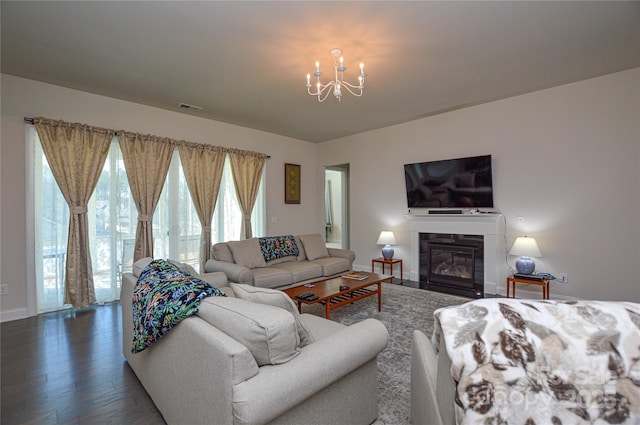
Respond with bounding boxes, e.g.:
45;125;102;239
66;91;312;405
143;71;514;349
509;236;542;274
377;231;397;260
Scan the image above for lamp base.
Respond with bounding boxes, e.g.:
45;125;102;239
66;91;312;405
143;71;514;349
515;256;536;274
381;245;394;260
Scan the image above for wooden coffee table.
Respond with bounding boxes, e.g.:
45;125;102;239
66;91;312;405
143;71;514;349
282;272;391;319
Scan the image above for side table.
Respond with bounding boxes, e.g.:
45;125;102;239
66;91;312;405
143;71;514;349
506;276;550;299
371;258;402;283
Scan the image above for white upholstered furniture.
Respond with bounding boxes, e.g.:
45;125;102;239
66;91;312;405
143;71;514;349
204;234;355;288
121;262;388;425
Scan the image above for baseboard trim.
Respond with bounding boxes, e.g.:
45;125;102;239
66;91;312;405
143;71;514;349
1;307;31;323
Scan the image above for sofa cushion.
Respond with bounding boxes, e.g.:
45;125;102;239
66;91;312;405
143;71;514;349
299;233;329;261
197;296;300;366
212;243;234;263
294;235;307;261
132;257;153;277
265;255;298;267
309;257;351;276
227;238;267;269
231;284;315;347
251;267;293;288
167;259;199;277
270;261;323;282
168;259;228;289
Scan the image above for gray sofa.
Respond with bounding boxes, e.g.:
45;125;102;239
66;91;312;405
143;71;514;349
121;259;389;425
205;233;355;288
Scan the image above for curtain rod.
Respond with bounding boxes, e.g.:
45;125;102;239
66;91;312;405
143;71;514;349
23;117;271;159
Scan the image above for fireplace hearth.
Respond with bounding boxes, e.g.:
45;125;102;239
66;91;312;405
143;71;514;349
420;233;484;298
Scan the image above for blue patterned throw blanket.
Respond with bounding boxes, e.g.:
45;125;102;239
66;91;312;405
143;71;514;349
433;299;640;425
258;235;299;261
132;259;225;353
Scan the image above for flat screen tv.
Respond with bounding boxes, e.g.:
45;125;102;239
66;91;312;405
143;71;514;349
404;155;494;209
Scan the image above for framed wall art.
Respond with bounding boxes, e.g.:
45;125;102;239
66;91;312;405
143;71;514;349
284;163;301;204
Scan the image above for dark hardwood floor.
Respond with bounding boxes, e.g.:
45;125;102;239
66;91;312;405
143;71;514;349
1;302;166;424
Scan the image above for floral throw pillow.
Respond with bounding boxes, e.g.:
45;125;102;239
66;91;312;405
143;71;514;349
258;235;299;262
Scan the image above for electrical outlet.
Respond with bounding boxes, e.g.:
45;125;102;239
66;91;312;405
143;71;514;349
0;284;8;296
558;273;568;283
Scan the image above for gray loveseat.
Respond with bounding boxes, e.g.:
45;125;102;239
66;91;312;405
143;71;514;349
121;259;388;425
205;233;355;288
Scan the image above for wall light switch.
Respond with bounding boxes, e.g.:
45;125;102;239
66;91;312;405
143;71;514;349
517;215;525;225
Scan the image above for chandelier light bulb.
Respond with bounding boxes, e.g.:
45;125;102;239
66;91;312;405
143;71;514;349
306;48;367;102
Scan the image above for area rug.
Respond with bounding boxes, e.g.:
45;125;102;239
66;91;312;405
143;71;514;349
302;282;469;425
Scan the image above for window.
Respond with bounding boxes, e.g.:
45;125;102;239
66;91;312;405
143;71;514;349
32;129;265;313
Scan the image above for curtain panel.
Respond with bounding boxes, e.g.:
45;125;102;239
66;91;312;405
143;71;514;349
177;142;226;272
228;149;268;239
34;118;115;308
118;132;175;262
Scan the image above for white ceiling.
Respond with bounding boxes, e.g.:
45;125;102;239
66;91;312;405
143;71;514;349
2;1;639;143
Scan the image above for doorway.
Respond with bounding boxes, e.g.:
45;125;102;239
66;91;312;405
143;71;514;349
324;165;349;249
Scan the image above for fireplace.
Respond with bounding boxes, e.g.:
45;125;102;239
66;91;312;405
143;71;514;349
407;213;505;297
420;233;484;298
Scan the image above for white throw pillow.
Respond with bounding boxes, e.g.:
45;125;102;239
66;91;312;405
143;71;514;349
197;297;300;366
231;283;315;347
132;257;153;277
299;233;329;261
212;243;234;263
167;259;199;277
227;238;267;268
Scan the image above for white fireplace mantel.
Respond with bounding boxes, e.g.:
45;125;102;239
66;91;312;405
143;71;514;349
406;213;506;296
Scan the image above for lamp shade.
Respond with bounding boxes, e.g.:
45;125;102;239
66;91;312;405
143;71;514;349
509;236;542;274
377;231;397;246
377;231;396;260
509;236;542;257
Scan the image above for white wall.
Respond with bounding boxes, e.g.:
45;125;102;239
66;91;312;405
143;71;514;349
2;69;639;319
318;68;640;302
1;74;320;319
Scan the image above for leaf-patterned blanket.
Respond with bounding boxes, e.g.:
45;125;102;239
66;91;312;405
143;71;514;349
132;259;226;353
433;299;640;425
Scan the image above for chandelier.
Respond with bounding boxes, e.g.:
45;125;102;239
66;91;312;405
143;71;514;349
306;48;367;102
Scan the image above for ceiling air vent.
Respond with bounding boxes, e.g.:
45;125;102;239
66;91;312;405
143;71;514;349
177;103;203;112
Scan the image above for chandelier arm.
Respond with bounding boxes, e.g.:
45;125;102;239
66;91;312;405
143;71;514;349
341;85;364;97
340;81;365;90
309;82;337;102
308;82;336;96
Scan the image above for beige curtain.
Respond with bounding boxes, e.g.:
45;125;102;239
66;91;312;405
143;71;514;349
228;149;267;239
34;118;114;308
118;132;175;262
177;143;226;272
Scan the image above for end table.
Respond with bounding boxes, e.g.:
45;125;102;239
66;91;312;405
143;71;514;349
506;275;550;299
371;258;402;283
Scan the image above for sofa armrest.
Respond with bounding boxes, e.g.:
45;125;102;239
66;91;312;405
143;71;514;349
232;318;388;424
327;247;356;263
197;271;228;288
205;259;253;284
411;330;444;425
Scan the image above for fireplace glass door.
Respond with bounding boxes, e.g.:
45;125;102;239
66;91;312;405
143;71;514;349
427;243;475;288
